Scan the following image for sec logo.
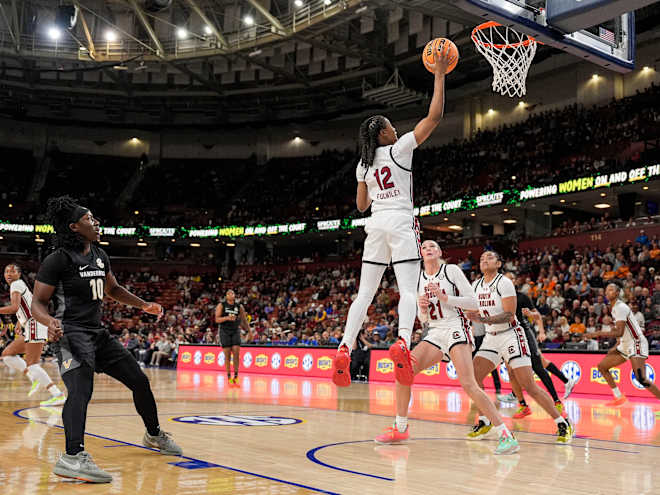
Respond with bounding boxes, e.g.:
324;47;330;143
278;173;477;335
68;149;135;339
243;352;253;368
181;351;191;363
271;352;282;370
561;360;581;384
499;363;510;383
217;352;225;367
446;362;457;380
631;363;655;390
302;354;314;372
193;351;202;365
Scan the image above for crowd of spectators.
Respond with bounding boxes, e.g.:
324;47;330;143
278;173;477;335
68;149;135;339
3;84;660;230
3;232;660;370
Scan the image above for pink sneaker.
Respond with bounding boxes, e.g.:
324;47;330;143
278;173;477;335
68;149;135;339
374;425;410;444
332;345;351;387
389;338;415;386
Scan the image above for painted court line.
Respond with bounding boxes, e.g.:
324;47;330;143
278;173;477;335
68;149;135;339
13;406;339;495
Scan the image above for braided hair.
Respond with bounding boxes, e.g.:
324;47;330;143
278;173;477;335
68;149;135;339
46;195;88;251
358;115;388;169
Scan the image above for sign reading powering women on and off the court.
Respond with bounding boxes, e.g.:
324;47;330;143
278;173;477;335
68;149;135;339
177;345;334;379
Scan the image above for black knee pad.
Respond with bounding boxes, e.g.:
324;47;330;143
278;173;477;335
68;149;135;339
637;368;652;388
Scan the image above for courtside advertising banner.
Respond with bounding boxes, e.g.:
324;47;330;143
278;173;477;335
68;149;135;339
177;345;335;379
369;350;660;398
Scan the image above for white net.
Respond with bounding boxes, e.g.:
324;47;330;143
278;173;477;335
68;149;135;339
471;21;538;98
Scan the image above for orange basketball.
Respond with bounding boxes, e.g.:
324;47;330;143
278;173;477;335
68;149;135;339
422;38;459;74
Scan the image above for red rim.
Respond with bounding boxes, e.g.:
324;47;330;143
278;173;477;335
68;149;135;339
471;21;538;49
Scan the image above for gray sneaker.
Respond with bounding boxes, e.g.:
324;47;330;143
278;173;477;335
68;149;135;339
497;392;517;403
53;451;112;483
143;430;183;456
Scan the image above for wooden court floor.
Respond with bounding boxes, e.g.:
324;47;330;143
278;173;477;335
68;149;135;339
2;362;660;495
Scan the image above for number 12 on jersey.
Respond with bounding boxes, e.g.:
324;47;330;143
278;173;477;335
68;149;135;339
90;279;104;300
373;166;394;190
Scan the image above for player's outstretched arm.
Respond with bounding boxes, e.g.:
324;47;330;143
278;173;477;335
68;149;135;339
105;271;161;318
413;47;452;146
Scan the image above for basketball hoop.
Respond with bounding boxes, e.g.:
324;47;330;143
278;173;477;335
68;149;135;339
472;21;538;98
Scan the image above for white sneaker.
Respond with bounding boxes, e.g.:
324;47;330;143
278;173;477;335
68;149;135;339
563;379;577;399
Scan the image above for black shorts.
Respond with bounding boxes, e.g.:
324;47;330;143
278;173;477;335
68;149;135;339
54;324;131;376
220;330;241;348
522;324;542;358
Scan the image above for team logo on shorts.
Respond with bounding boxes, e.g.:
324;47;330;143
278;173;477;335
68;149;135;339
271;353;282;370
590;367;620;384
243;351;253;368
181;352;191;363
193;351;202;365
302;354;314;372
317;356;332;370
499;363;510;383
96;258;104;269
445;362;457;380
561;360;581;384
204;352;215;365
452;331;461;340
631;363;655;390
217;352;225;367
171;415;302;426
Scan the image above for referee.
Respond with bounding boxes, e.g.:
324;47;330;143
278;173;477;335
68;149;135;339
31;196;182;483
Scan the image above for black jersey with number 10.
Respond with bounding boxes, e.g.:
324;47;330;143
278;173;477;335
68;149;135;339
36;245;111;331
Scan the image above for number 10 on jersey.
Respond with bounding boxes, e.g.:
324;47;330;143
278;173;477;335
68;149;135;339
90;279;104;300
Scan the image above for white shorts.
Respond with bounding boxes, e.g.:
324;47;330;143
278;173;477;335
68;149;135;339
617;335;649;360
475;326;532;369
22;318;48;343
423;319;475;362
362;211;421;265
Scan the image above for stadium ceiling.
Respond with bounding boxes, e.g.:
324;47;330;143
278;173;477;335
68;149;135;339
0;0;658;126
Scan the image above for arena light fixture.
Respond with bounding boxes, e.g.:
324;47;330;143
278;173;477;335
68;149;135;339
642;66;651;72
8;203;12;208
171;238;175;242
503;208;509;212
487;108;495;115
518;101;526;108
48;27;61;40
443;217;448;221
35;238;45;243
448;225;463;231
226;242;236;247
244;15;254;26
511;175;516;180
324;0;332;5
137;242;148;247
551;210;564;215
105;30;117;42
594;203;611;209
99;241;110;246
600;192;606;197
470;213;476;217
294;0;304;7
643;186;649;190
134;210;140;215
203;25;212;35
503;219;517;224
190;243;201;247
559;199;565;203
592;74;599;80
130;137;139;143
177;28;188;40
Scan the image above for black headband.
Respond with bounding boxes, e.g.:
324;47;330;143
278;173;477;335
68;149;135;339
69;206;90;224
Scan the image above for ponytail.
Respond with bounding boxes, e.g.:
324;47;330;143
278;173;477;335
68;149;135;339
358;115;387;169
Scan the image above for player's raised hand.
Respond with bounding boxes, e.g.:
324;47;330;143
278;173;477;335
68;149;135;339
434;42;455;75
464;310;482;323
418;294;430;310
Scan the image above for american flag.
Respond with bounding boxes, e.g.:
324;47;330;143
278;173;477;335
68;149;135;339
599;27;615;43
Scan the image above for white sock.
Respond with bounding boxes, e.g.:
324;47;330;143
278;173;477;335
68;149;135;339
494;423;510;437
26;364;54;390
3;355;27;373
339;263;386;350
395;415;408;433
612;386;622;398
393;261;421;349
554;416;567;426
397;329;412;349
479;415;491;426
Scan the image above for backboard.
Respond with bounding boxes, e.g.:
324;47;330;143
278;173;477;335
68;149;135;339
455;0;638;72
